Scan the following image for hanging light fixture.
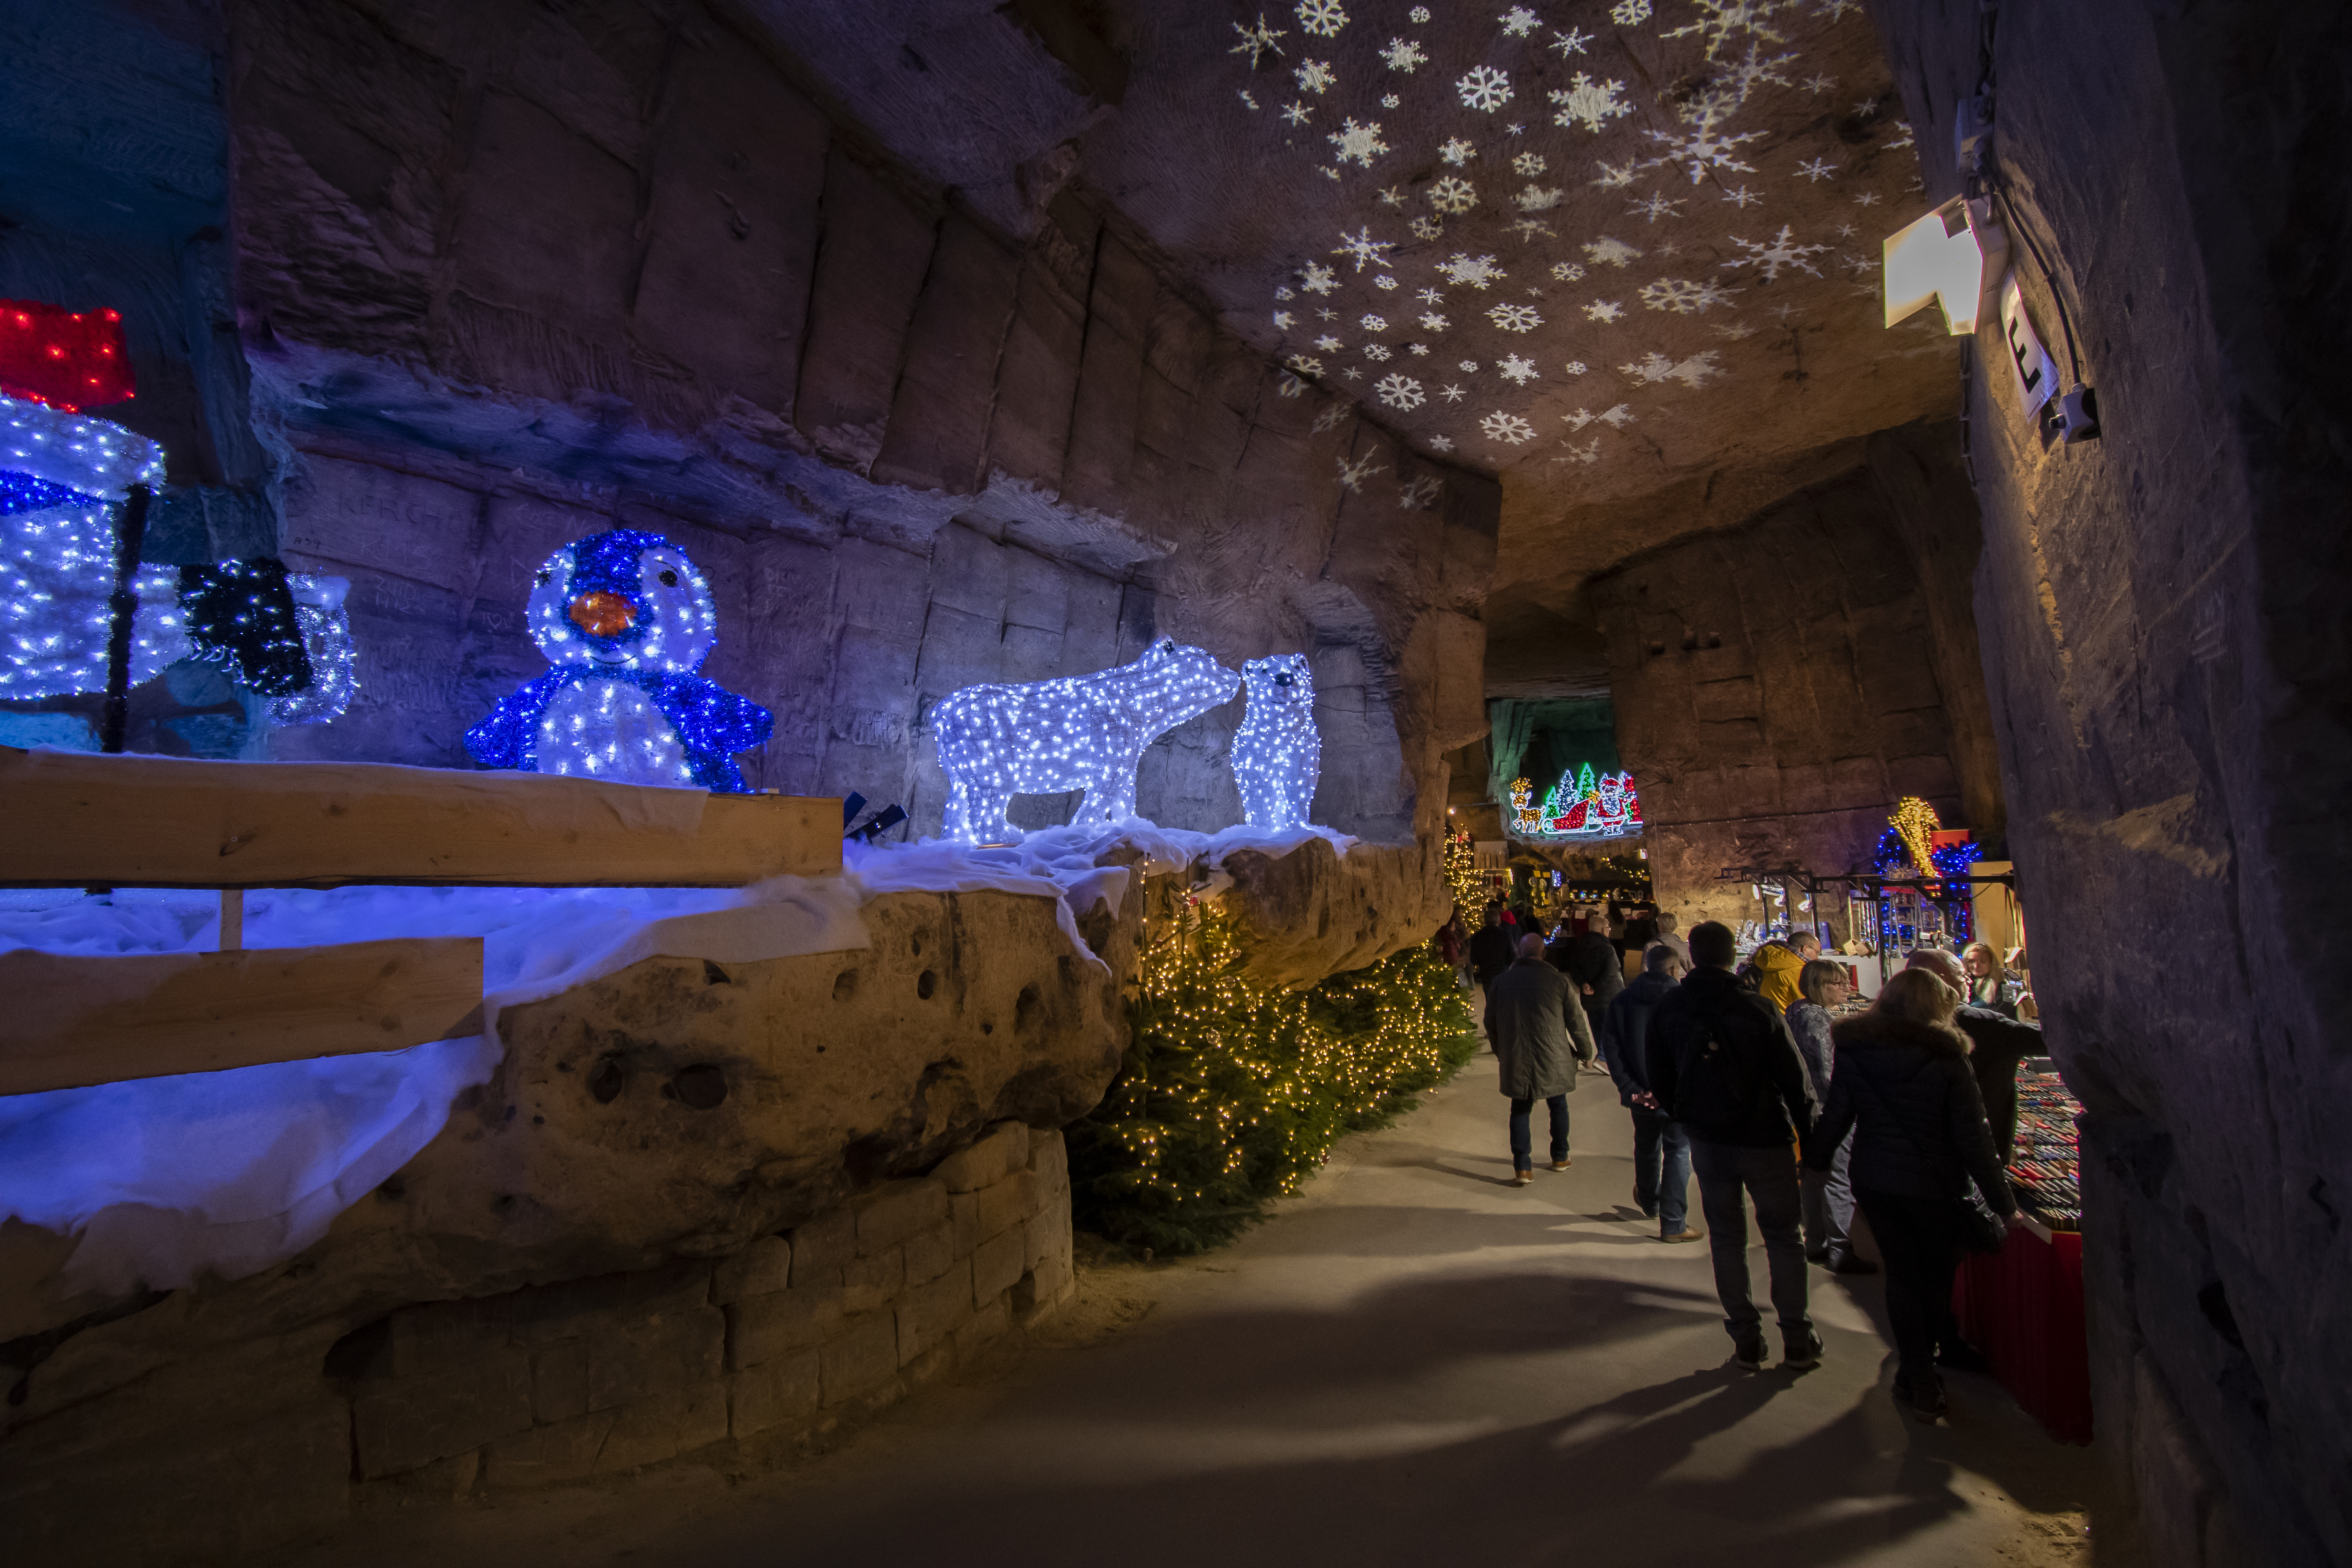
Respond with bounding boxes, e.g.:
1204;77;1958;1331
1882;195;2009;336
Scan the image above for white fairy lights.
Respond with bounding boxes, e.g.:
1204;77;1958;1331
1232;653;1321;830
930;639;1241;844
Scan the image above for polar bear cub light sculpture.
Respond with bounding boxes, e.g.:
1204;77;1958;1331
1232;653;1321;830
931;637;1240;843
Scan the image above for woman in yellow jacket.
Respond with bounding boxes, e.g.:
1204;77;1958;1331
1751;931;1820;1015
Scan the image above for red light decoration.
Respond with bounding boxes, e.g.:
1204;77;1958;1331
0;301;136;412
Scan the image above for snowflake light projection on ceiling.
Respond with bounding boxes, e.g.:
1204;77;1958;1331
1328;118;1391;166
1639;277;1742;314
1296;0;1350;38
1487;302;1543;332
1456;66;1512;112
1231;15;1287;67
1481;410;1537;444
1551;74;1633;134
1381;37;1428;71
1437;253;1508;288
1375;373;1426;409
1722;223;1830;281
1428;177;1478;213
1663;0;1789;59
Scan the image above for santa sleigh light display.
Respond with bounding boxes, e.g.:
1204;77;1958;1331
1529;762;1642;839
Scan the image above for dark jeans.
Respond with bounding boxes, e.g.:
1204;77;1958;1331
1856;1187;1967;1390
1689;1139;1811;1340
1508;1094;1570;1171
1802;1130;1856;1257
1631;1109;1691;1235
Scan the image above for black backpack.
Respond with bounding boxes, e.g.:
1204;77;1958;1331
1666;997;1758;1132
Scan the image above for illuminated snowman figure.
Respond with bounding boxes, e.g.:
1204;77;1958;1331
464;528;771;791
930;638;1240;843
1231;653;1320;830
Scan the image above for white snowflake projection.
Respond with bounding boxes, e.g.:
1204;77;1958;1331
1427;433;1454;451
1397;475;1443;509
1611;0;1652;22
1599;402;1637;426
1851;96;1879;118
1644;123;1765;182
1296;59;1338;94
1459;359;1480;370
1768;300;1801;322
1440;383;1467;401
1516;185;1565;212
1274;310;1296;329
1557;436;1603;465
1298;260;1339;294
1550;74;1633;133
1278;373;1309;397
1627;191;1685;222
1408;342;1430;354
1841;251;1876;275
1437;253;1508;288
1721;223;1829;281
1341;367;1361;378
1720;40;1797;105
1428;176;1478;213
1662;0;1788;61
1722;185;1762;207
1412;3;1432;16
1363;343;1393;360
1833;220;1858;239
1440;137;1477;166
1816;0;1859;14
1584;235;1643;267
1583;298;1625;322
1239;89;1259;109
1852;190;1880;206
1296;0;1350;38
1360;313;1389;331
1713;321;1757;340
1418;286;1446;304
1335;451;1383;490
1409;215;1445;240
1563;407;1598;429
1497;352;1541;384
1508;218;1554;241
1375;274;1399;289
1802;71;1834;94
1287;354;1325;376
1488;302;1543;332
1620;348;1724;387
1639;277;1742;314
1374;372;1425;410
1275;285;1296;300
1230;15;1288;67
1797;156;1839;182
1656;239;1684;256
1513;151;1548;176
1507;122;1526;134
1592;160;1640;188
1329;118;1391;166
1333;226;1396;271
1885;121;1916;151
1382;93;1402;108
1457;66;1513;112
1284;101;1315;125
1378;185;1404;205
1563;358;1589;373
1550;260;1587;281
1418;310;1449;331
1381;36;1428;71
1553;25;1594;54
1481;410;1537;444
1315;334;1345;351
1316;307;1337;318
1502;5;1544;35
1313;402;1352;432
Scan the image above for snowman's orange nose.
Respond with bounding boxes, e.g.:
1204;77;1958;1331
569;591;635;637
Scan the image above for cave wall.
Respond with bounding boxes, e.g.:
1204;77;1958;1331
212;0;1497;842
1873;3;2352;1564
1592;457;1986;929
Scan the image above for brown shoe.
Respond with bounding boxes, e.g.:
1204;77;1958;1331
1548;1159;1571;1171
1512;1170;1534;1187
1661;1229;1704;1243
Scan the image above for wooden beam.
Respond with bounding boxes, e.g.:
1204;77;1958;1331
0;747;841;888
0;938;486;1097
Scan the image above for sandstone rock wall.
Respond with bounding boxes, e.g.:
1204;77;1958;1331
219;0;1498;841
1590;450;1985;928
1873;3;2352;1563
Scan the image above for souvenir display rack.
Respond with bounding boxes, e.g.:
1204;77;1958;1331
2009;1066;2083;1230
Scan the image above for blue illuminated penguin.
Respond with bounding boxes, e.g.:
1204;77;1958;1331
464;528;771;792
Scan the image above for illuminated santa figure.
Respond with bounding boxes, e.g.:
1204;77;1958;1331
1544;765;1642;836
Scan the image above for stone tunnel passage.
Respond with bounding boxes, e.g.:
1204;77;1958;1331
258;1058;2099;1568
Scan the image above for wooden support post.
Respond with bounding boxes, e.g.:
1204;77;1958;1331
219;887;243;951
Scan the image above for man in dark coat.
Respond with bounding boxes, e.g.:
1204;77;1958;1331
1487;933;1596;1185
1648;920;1823;1371
1599;944;1700;1242
1469;902;1516;992
1905;949;2042;1160
1552;924;1627;1047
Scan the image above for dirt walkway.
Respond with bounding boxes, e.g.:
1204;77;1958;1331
267;1051;2100;1566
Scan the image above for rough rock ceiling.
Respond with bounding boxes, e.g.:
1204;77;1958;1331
742;0;1960;667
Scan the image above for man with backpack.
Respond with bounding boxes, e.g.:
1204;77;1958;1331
1647;920;1824;1371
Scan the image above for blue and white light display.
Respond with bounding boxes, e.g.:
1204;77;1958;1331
0;393;185;697
1232;652;1320;830
464;528;772;791
930;638;1241;843
271;574;358;726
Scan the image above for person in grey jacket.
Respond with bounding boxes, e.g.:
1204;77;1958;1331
1790;959;1874;1275
1487;933;1596;1186
1812;968;2026;1423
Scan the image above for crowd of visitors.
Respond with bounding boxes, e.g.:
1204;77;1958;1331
1463;894;2039;1422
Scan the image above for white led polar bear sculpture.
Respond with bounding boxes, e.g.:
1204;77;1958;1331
1231;652;1321;830
931;638;1240;843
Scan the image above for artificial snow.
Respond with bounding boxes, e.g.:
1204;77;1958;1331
0;817;1349;1296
